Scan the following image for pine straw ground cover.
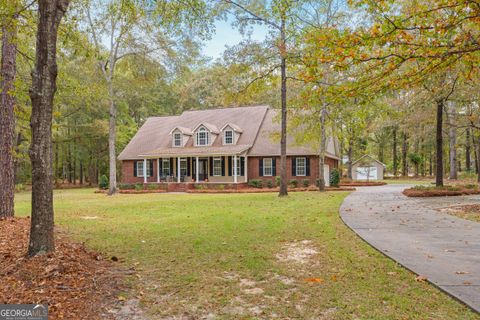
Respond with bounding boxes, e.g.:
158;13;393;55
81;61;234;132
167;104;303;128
0;217;129;319
14;189;480;319
403;184;480;197
438;204;480;223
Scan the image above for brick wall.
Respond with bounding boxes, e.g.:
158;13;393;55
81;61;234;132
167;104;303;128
121;160;159;184
247;155;339;184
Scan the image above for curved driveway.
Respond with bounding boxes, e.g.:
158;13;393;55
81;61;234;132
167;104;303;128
340;184;480;312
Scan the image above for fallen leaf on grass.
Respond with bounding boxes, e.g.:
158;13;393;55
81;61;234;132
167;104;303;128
330;275;337;282
415;275;427;282
304;278;323;283
387;272;397;276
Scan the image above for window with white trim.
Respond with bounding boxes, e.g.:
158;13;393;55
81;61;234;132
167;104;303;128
162;158;170;176
296;157;306;176
224;130;233;145
263;158;273;176
137;161;151;177
173;133;182;147
180;158;187;176
196;127;209;146
213;158;222;176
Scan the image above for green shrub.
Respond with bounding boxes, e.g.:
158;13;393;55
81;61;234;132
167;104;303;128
216;184;225;190
194;184;206;190
330;169;340;187
266;180;274;188
248;179;263;188
118;183;135;190
134;183;143;191
302;179;310;187
446;186;460;191
147;183;158;190
98;175;108;190
464;184;478;190
275;176;281;187
289;179;298;188
459;170;477;180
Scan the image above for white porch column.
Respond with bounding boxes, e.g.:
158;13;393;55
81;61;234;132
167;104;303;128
177;157;181;183
157;158;160;183
245;156;248;182
196;156;199;182
143;158;147;184
233;155;238;183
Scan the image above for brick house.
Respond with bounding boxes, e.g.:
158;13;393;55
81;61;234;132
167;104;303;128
118;105;340;187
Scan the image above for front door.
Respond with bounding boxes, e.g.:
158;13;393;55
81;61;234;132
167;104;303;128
193;158;209;181
198;159;208;181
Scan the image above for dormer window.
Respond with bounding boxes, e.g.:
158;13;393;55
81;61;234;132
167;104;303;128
173;133;182;147
196;127;209;146
224;130;233;145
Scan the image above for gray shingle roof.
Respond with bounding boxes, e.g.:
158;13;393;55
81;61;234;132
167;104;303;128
118;105;340;160
118;106;269;160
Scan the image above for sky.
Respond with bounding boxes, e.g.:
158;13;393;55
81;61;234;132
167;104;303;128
202;19;269;60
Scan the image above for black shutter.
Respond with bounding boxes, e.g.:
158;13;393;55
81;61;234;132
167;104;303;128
169;158;174;176
187;158;191;176
272;158;276;176
133;161;137;177
192;158;196;178
149;160;153;177
221;157;226;176
259;158;264;176
159;158;163;177
292;157;297;176
306;157;310;176
228;156;232;176
209;157;213;176
240;157;245;176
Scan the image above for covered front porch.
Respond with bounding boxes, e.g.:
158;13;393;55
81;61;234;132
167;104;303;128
137;154;248;184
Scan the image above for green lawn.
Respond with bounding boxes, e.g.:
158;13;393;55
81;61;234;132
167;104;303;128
15;189;478;319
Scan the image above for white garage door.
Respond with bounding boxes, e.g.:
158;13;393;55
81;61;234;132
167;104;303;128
324;164;330;187
356;167;377;180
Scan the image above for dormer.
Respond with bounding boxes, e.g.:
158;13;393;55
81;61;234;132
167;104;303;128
220;123;243;145
169;126;192;147
192;123;219;146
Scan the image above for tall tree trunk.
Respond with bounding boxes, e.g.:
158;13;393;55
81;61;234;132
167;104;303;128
28;0;70;256
0;17;17;218
347;140;353;179
447;102;457;179
278;17;288;197
107;82;117;195
318;106;327;192
392;127;398;177
402;133;408;176
79;162;84;185
428;151;433;177
435;100;444;187
466;127;471;172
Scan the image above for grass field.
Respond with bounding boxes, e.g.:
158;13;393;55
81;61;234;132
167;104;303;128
15;189;478;319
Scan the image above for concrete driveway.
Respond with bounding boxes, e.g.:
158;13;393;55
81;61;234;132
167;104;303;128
340;184;480;312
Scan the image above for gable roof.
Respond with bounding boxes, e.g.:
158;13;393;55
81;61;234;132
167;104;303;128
192;122;220;134
169;126;193;135
352;155;386;167
118;106;269;160
118;105;341;160
220;123;243;133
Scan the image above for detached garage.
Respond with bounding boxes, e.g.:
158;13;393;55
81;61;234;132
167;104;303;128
352;155;385;181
